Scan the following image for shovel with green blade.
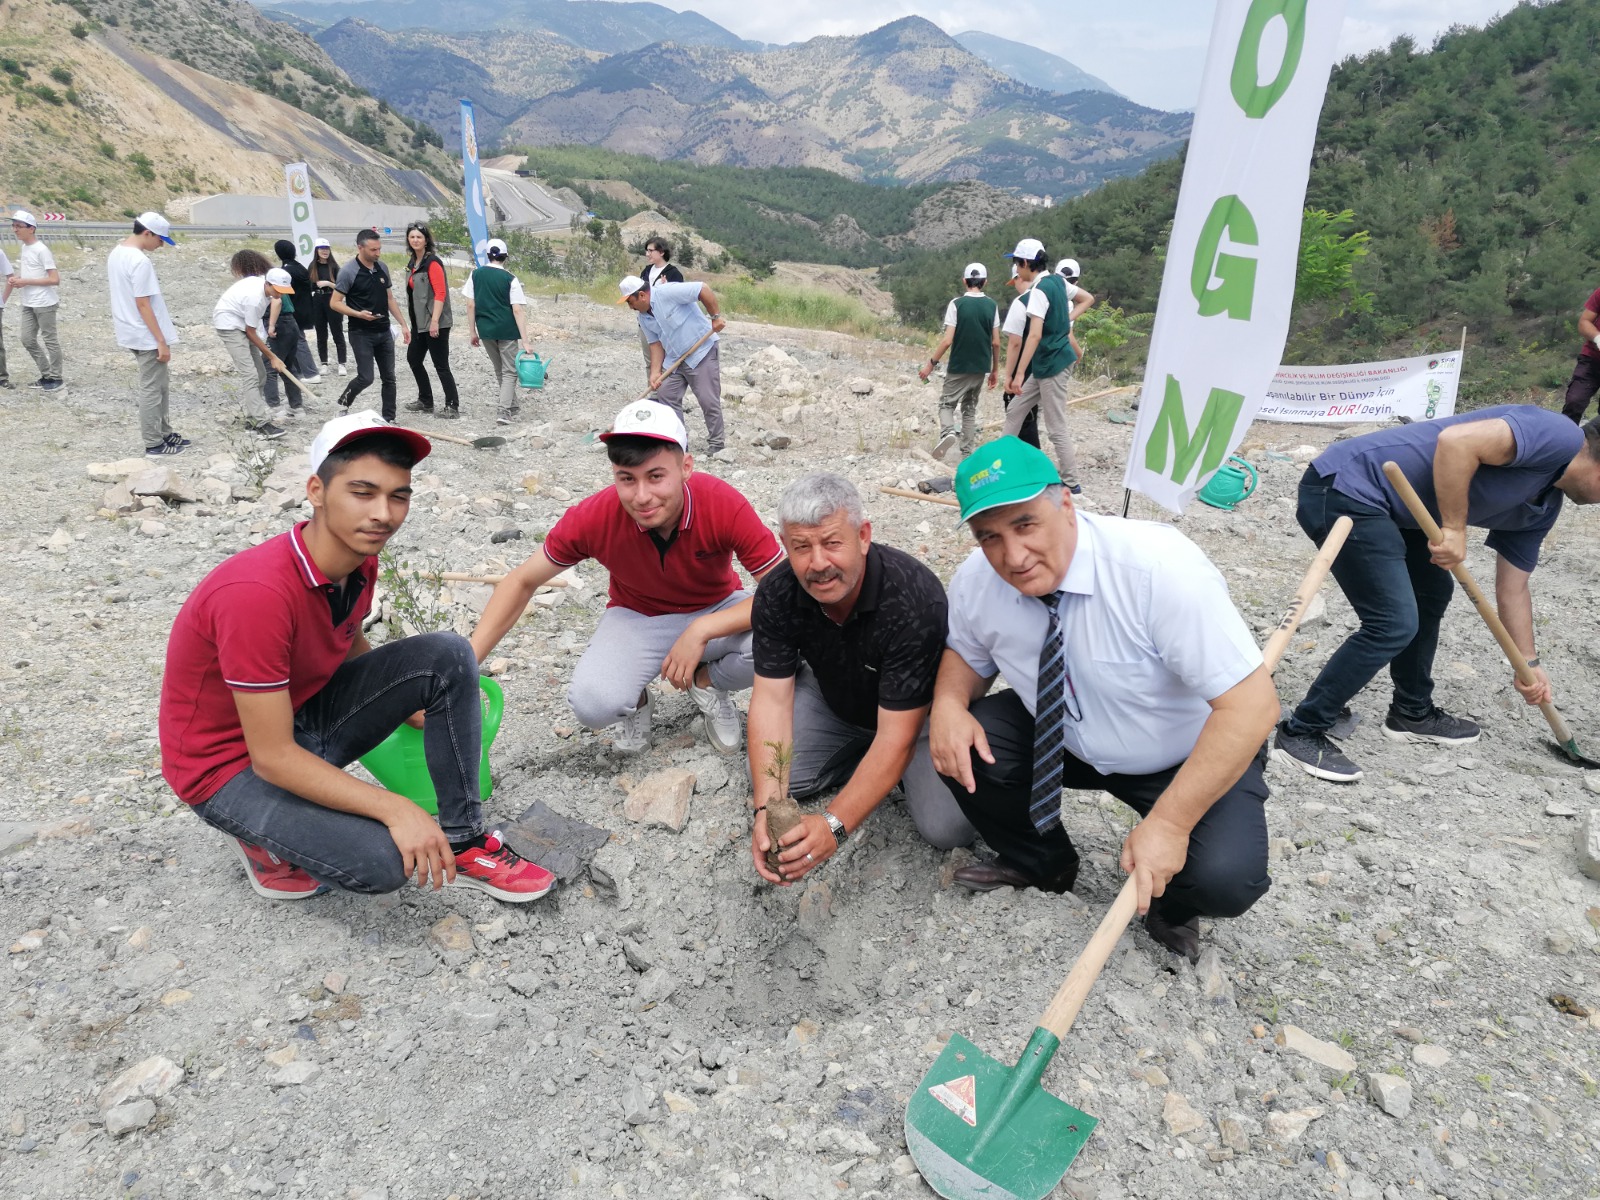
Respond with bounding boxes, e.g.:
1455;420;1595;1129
905;515;1355;1200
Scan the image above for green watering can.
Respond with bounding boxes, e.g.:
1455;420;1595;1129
358;676;504;815
515;351;551;389
1197;454;1258;511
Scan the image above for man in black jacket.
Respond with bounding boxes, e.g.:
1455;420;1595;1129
274;240;321;382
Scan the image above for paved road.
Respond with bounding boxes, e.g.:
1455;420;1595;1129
481;169;578;232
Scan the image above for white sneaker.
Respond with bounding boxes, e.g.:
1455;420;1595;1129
301;372;323;383
612;689;654;754
337;363;348;377
690;682;742;755
933;431;959;459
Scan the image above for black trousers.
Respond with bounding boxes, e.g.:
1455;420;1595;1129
1561;354;1600;423
406;326;459;408
942;690;1271;924
1003;389;1040;448
347;325;397;421
313;292;346;365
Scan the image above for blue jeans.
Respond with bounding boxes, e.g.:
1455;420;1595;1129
347;323;397;421
1284;468;1454;735
192;632;485;893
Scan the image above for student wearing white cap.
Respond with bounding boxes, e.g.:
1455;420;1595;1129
619;274;729;454
107;212;184;455
309;238;348;376
918;261;999;460
212;248;291;439
999;238;1094;496
6;209;63;391
463;238;533;423
471;400;784;757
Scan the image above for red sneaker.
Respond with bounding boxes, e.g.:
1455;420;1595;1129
230;839;329;900
448;831;554;903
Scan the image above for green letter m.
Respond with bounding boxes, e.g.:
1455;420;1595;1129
1143;375;1246;483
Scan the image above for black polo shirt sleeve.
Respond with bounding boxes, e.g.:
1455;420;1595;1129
873;559;947;711
752;563;801;681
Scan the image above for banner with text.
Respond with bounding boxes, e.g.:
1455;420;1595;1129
460;100;490;267
1258;351;1462;423
1123;0;1347;512
284;163;318;261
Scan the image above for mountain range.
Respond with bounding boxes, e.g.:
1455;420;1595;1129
954;31;1122;99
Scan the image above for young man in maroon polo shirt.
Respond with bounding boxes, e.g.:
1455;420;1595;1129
473;400;783;755
160;411;554;902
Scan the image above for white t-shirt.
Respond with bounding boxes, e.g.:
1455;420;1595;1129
460;265;528;305
0;248;12;309
1002;294;1030;339
942;290;1001;328
212;277;271;333
946;512;1261;776
1023;279;1080;321
15;241;58;307
107;244;177;351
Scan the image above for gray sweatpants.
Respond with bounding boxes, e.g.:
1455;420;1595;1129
131;348;172;449
568;591;754;730
20;303;61;379
787;668;975;850
1001;370;1079;487
216;327;271;423
482;339;519;414
654;342;725;453
937;371;985;456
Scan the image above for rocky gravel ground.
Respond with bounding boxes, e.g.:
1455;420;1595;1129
2;243;1599;1200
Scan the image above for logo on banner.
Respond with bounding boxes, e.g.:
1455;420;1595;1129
288;169;308;198
463;121;478;164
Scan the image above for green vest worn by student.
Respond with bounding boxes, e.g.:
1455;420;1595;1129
1030;272;1078;379
948;293;998;376
470;266;518;341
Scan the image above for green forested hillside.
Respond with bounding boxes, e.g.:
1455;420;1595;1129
522;146;946;268
885;0;1600;401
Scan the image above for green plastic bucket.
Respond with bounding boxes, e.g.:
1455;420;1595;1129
515;351;549;389
1197;455;1258;511
358;676;504;815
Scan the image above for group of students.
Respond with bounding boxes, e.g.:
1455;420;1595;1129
921;237;1096;498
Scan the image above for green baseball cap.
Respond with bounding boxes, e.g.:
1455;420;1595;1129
954;437;1062;522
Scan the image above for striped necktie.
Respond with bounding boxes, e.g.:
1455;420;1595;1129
1030;592;1067;833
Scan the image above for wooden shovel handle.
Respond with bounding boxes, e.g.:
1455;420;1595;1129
269;360;321;407
648;329;714;394
1035;519;1356;1041
1381;461;1571;741
879;486;958;507
402;426;476;448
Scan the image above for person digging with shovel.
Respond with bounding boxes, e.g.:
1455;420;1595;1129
619;273;728;454
929;437;1279;962
1274;404;1600;782
159;412;553;903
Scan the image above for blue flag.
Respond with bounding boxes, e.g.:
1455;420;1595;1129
460;100;490;266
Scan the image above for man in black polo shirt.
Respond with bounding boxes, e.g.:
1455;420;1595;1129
331;230;410;422
748;473;972;883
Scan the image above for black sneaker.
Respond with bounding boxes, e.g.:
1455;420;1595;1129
336;384;355;410
163;432;191;449
1381;707;1480;746
1274;720;1363;782
247;422;288;440
145;440;185;456
0;380;13;390
38;378;63;392
404;400;434;413
439;407;460;420
27;377;47;389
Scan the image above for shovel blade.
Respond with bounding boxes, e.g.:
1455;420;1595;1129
905;1032;1095;1200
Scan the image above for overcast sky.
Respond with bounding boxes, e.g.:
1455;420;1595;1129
676;1;1517;111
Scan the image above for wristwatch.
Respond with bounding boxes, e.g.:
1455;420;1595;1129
823;812;847;846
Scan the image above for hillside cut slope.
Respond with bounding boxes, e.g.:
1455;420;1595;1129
0;0;449;216
504;17;1188;192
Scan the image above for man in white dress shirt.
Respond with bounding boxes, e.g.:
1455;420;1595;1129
928;437;1279;960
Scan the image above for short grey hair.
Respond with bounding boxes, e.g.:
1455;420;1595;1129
1043;484;1065;506
778;472;864;530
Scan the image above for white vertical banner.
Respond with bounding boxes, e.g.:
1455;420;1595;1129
284;162;318;261
1122;0;1346;512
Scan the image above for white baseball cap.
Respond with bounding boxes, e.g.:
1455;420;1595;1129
264;267;294;294
308;411;431;477
1056;258;1081;279
963;262;988;281
616;274;648;304
599;399;688;451
1005;238;1046;262
10;209;36;227
314;237;331;249
485;238;508;257
136;211;174;245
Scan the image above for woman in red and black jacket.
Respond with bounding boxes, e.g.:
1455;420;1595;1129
402;222;460;417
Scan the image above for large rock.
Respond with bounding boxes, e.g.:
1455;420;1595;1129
86;457;151;482
104;1099;157;1137
1274;1025;1356;1072
1368;1073;1412;1118
1578;810;1600;882
623;768;695;832
127;467;197;503
98;1056;184;1112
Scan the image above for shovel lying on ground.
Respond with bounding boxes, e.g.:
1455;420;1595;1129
1382;461;1600;768
905;517;1353;1200
400;426;509;450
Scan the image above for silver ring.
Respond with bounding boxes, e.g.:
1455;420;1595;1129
805;852;814;863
